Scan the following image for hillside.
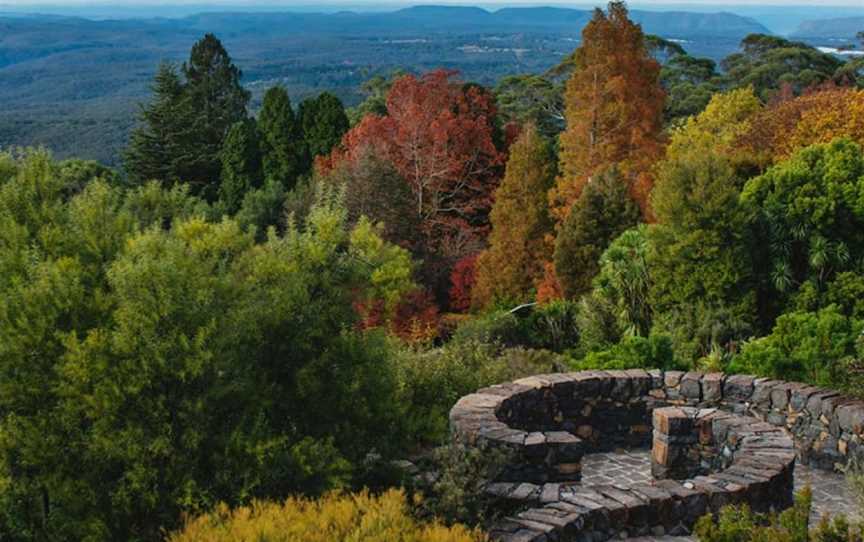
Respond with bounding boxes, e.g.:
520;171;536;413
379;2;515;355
0;6;768;164
792;16;864;40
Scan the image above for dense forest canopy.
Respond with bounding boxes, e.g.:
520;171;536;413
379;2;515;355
2;1;864;541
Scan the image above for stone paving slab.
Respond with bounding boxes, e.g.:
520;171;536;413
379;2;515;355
583;449;859;542
795;462;858;521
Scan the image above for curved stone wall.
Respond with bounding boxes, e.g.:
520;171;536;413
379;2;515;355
449;370;864;542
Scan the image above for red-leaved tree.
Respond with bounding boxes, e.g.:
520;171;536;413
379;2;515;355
448;253;478;313
326;70;505;262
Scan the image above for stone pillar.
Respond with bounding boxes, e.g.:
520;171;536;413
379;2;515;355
652;407;700;479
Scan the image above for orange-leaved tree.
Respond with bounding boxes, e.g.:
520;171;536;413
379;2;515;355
552;0;666;221
473;124;556;309
741;86;864;167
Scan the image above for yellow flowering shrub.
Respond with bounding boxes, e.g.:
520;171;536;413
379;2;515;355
168;489;487;542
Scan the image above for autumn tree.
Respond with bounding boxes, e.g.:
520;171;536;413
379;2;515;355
472;124;555;308
554;168;641;300
449;254;477;313
258;86;307;191
742;87;864;167
552;1;666;220
662;86;762;176
326;69;505;297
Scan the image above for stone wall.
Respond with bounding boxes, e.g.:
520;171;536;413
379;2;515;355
650;406;792;489
449;369;864;542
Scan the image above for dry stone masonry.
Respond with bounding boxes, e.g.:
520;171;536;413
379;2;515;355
449;370;864;542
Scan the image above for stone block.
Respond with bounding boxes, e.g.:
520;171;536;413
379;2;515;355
654;407;693;435
723;375;755;401
770;383;795;411
664;370;684;388
806;390;840;418
702;373;723;403
790;386;820;412
752;379;780;405
680;373;703;400
837;402;864;434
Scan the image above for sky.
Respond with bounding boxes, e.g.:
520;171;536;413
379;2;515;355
3;0;863;5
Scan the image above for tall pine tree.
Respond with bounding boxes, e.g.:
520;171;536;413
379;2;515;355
180;34;250;199
258;86;307;191
219;119;263;214
299;92;350;160
124;62;188;185
472;124;555;308
124;35;249;200
552;1;665;220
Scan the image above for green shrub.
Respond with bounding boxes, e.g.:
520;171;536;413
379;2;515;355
452;310;530;348
695;488;864;542
414;443;514;527
452;300;580;353
729;305;863;389
528;300;581;353
394;341;559;445
570;334;681;371
0;156;421;540
576;226;652;354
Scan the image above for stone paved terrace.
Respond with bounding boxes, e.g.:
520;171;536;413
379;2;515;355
584;449;857;539
450;370;864;541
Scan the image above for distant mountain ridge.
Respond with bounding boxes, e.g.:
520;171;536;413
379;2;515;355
177;6;769;38
0;5;769;165
792;16;864;40
0;6;770;71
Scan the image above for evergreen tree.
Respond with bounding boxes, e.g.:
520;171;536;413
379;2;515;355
179;34;251;199
472;124;555;308
219;119;263;214
554;168;641;300
299;92;350;160
124;62;187;185
123;36;250;200
258;86;307;192
647;90;760;361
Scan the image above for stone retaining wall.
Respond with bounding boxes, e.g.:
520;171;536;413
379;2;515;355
449;370;864;542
